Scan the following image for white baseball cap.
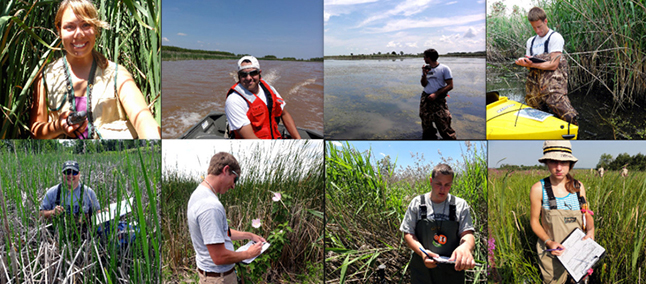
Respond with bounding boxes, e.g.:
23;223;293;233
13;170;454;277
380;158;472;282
237;56;260;71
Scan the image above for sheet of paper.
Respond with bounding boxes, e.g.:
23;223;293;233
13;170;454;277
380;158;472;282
557;228;605;282
93;197;133;226
236;241;271;264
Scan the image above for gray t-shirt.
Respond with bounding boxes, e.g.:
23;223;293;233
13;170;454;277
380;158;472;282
187;184;235;273
400;193;474;236
39;183;100;214
423;63;453;95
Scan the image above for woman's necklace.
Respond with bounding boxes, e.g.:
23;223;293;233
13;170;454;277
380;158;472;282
63;54;98;139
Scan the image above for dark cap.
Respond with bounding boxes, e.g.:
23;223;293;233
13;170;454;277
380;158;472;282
62;160;80;172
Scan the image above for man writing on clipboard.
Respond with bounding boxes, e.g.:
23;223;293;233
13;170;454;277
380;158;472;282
400;164;476;283
515;7;578;125
187;152;265;284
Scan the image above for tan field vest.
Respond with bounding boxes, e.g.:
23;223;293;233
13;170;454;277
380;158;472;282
43;57;137;139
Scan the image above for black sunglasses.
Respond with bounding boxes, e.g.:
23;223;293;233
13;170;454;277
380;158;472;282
231;170;239;184
64;169;79;176
238;70;259;78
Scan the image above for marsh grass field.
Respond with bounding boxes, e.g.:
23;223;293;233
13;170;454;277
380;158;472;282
489;168;646;283
161;141;324;283
325;141;487;283
0;140;161;283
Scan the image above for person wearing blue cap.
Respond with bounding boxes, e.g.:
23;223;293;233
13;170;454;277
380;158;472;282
39;160;100;220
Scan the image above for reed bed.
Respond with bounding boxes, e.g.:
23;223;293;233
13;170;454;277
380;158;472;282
161;140;324;283
487;0;646;109
488;168;646;283
0;140;161;283
0;0;161;138
325;141;487;283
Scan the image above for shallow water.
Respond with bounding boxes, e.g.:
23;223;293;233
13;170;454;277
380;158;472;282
487;65;646;140
162;60;324;138
324;57;486;140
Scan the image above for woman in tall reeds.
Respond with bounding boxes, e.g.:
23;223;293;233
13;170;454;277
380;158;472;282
29;0;160;139
530;140;594;284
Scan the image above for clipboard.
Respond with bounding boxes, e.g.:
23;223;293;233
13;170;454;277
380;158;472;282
556;228;606;282
529;57;546;63
235;241;271;264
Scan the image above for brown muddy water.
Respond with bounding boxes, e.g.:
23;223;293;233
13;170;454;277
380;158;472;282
487;65;646;139
162;60;323;138
324;57;486;140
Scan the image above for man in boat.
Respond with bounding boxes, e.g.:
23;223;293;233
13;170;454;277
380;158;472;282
187;152;265;284
225;56;301;139
515;7;578;125
400;163;476;283
419;49;456;140
39;160;100;238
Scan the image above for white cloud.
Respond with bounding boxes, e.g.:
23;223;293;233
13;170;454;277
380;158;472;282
325;0;378;4
177;33;187;36
446;1;458;4
358;0;436;27
380;153;386;157
332;141;343;147
463;27;476;38
162;37;169;42
405;42;419;48
369;13;484;33
386;41;401;48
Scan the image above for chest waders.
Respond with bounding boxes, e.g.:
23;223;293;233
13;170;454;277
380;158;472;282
52;183;93;242
537;177;585;284
410;194;464;284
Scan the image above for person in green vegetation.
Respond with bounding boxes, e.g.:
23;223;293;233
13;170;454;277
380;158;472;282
39;160;100;237
400;163;475;283
514;7;578;125
530;141;594;283
187;152;265;284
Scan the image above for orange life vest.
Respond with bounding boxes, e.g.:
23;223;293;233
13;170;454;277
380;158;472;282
227;79;283;139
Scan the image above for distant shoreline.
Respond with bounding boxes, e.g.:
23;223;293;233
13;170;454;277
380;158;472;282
324;51;485;60
161;46;322;62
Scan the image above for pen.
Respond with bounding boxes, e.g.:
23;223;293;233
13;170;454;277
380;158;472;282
546;248;564;252
419;247;433;259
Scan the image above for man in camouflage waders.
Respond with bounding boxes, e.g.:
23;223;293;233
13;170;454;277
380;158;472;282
515;7;578;125
420;49;456;140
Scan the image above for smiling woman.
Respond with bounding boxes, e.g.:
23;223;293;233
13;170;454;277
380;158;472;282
28;0;160;140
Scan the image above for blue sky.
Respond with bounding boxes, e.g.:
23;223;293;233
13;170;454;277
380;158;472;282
489;141;646;169
330;140;484;172
162;0;323;59
324;0;486;56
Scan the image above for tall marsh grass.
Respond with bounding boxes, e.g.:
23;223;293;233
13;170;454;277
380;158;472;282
0;140;161;283
489;168;646;283
325;141;487;283
161;140;324;283
487;0;646;109
0;0;161;138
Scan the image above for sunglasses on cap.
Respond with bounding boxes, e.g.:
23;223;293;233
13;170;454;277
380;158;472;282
231;170;239;184
64;169;79;176
238;70;259;78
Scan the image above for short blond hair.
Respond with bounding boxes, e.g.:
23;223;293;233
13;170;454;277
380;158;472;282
528;7;547;22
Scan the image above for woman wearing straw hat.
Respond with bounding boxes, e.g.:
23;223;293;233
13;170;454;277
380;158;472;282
29;0;160;139
530;141;595;284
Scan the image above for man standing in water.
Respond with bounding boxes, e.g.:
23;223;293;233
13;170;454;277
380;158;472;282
225;56;301;139
187;152;265;284
420;49;456;140
515;7;578;124
400;163;475;283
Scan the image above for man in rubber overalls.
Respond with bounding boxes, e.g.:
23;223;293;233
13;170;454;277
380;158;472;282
530;141;595;283
225;56;301;139
39;160;100;240
515;7;578;125
400;163;476;283
419;49;457;140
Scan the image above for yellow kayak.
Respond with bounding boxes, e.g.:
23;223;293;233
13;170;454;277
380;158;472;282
486;92;578;140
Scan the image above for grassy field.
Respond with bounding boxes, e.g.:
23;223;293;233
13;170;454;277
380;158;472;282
325;141;487;283
161;140;324;283
487;0;646;109
0;0;161;138
0;140;161;283
488;168;646;283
